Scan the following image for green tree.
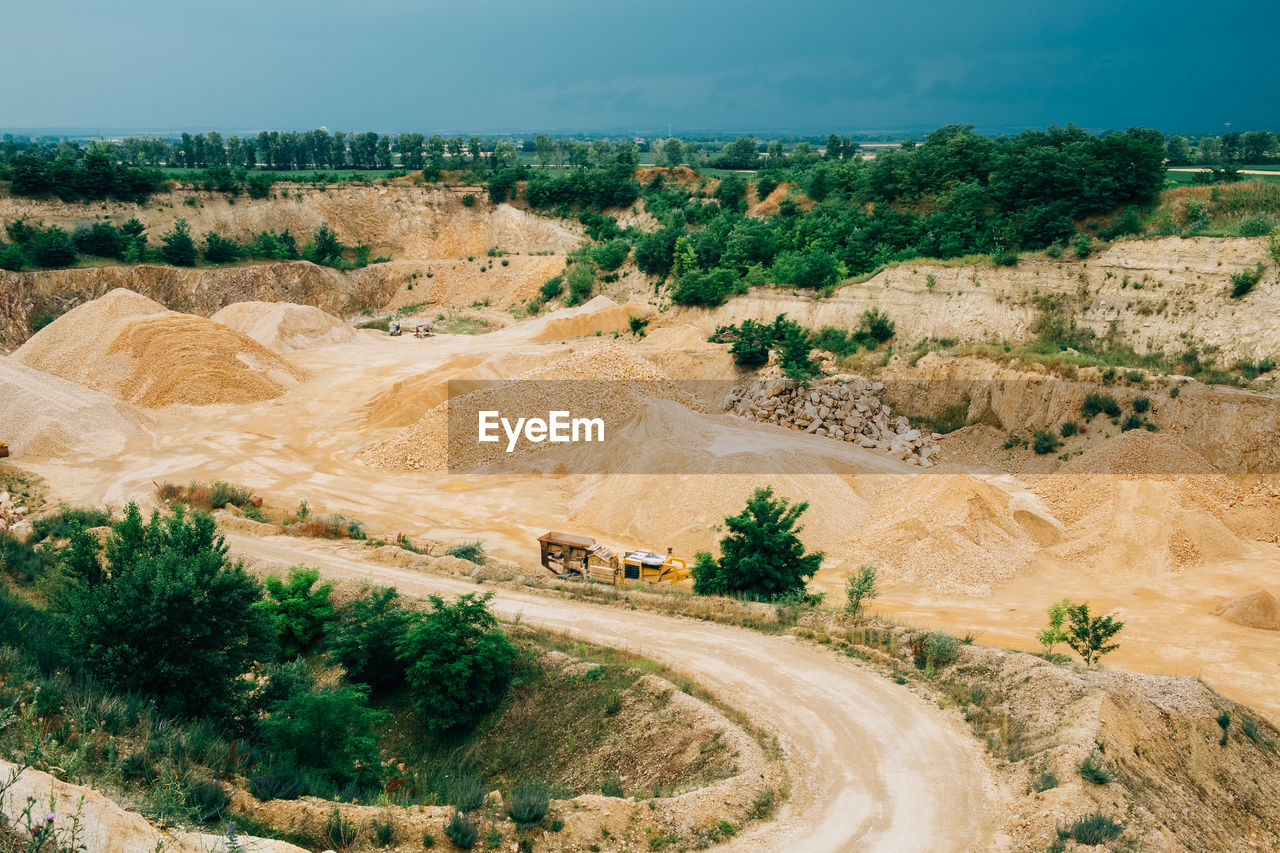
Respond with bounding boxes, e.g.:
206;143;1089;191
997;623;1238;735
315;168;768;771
260;565;334;659
844;564;879;616
29;226;76;268
691;486;824;599
1064;602;1124;666
258;684;385;784
159;218;197;266
565;258;595;306
398;132;425;170
202;231;240;263
662;138;684;168
777;321;820;383
397;592;517;734
1036;597;1073;654
329;586;411;691
61;503;274;718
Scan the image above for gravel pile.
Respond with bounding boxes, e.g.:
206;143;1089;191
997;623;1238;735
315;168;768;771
727;375;940;466
13;288;305;408
0;356;147;457
210;301;358;353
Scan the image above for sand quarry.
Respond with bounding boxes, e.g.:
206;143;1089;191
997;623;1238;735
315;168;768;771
5;286;1280;724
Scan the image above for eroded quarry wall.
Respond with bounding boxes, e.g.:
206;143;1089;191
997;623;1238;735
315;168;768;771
671;236;1277;362
0;186;588;349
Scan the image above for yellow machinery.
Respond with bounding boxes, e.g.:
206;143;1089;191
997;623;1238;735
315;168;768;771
538;531;690;585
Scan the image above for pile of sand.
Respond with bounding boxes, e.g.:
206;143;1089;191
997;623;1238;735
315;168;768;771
360;343;700;471
0;357;147;457
848;474;1061;596
1058;430;1218;477
14;289;305;408
1216;589;1280;630
210;301;358;353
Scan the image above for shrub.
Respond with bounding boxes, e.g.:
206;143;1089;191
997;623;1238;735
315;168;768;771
250;769;306;801
1065;602;1124;665
629;315;649;337
202;231;241;263
1238;212;1276;237
1031;429;1061;455
461;193;476;207
446;540;486;565
1071;233;1092;258
991;246;1018;266
61;503;274;718
508;781;550;828
444;811;477;850
565;260;595;306
1121;412;1144;431
1078;753;1114;784
1030;764;1059;793
246;174;273;199
1057;809;1124;844
777;321;821;383
260;565;335;658
538;276;564;302
591;238;630;272
259;685;386;784
186;779;231;823
600;776;624;797
330;586;411;691
0;242;25;271
324;805;359;849
691;486;823;600
670;267;741;307
844;564;879;616
397;593;517;734
1217;710;1231;745
29;226;77;268
372;814;394;847
209;480;253;509
1081;392;1121;418
159;218;197;267
73;222;125;258
859;308;895;344
31;505;113;541
446;773;486;812
926;632;959;667
1059;420;1078;438
1230;262;1265;298
1133;396;1151;413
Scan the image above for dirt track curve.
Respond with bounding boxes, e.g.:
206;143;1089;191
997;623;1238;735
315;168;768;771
227;533;1004;853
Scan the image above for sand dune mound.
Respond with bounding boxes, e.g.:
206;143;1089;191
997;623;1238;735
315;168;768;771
14;288;305;408
0;357;147;457
211;301;358;353
361;355;517;431
1216;589;1280;630
360;343;699;471
849;474;1060;596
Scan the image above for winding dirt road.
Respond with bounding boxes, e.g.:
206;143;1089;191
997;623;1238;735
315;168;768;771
227;533;1005;852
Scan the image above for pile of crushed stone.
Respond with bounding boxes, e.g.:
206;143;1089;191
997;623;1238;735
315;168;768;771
0;356;148;457
210;301;358;353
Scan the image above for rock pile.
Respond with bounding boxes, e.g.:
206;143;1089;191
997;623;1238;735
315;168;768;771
727;376;940;466
0;491;31;541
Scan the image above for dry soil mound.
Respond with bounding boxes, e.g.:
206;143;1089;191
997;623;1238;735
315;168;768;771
1216;588;1280;630
210;301;358;353
1059;430;1217;477
14;288;305;408
848;474;1060;596
361;354;516;431
0;357;146;457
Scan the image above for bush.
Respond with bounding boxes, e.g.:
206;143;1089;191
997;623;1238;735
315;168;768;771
397;593;517;734
31;505;113;541
0;242;24;270
261;565;334;658
508;781;550;828
859;308;896;344
629;315;649;337
329;586;411;691
444;812;477;850
324;805;359;849
1078;753;1114;784
1071;233;1092;258
29;226;76;268
209;480;253;509
446;540;486;565
159;218;197;266
259;685;386;784
73;222;125;258
61;503;274;718
1031;429;1061;455
1057;809;1124;844
1081;392;1121;418
591;238;630;272
1239;212;1276;237
1059;420;1078;437
461;193;476;207
844;564;879;616
250;769;306;801
565;260;595;306
202;231;240;263
691;486;823;600
246;174;273;199
991;246;1019;266
1121;412;1145;431
446;773;486;812
186;779;230;823
1133;396;1151;413
671;267;741;307
600;776;624;797
1230;262;1265;298
539;276;564;302
926;632;958;667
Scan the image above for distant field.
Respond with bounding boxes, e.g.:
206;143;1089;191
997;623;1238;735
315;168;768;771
1165;170;1280;186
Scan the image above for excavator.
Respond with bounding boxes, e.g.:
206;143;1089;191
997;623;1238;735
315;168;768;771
537;531;690;585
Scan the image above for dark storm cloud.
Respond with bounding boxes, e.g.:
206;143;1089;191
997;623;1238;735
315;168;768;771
1;0;1276;133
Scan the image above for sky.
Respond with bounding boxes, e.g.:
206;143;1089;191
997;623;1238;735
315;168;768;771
2;0;1277;136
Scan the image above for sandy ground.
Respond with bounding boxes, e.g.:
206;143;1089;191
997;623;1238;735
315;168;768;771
227;533;1006;853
